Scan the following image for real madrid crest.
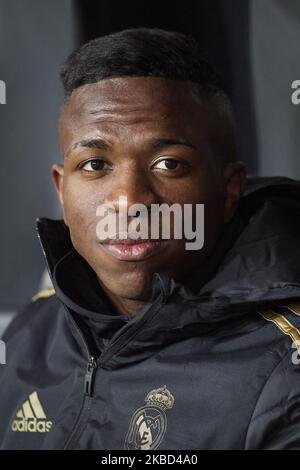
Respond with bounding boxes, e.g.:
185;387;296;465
124;385;174;450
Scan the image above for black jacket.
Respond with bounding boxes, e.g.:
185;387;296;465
1;177;300;450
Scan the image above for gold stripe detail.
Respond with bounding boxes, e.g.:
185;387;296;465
31;288;55;302
282;302;300;317
29;392;47;419
259;309;300;353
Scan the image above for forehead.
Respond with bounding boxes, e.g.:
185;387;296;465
59;77;216;153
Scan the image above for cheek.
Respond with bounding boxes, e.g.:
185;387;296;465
62;178;107;243
177;172;224;208
186;173;225;244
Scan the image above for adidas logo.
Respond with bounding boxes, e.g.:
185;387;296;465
12;391;53;433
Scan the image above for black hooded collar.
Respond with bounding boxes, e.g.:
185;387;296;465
36;177;300;324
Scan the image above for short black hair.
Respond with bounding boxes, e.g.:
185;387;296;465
60;28;236;164
61;27;228;100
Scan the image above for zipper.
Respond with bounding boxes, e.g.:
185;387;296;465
85;356;97;397
36;226;97;447
36;220;170;448
62;275;168;449
97;285;168;367
63;290;165;449
63;360;96;449
36;221;100;448
63;313;100;450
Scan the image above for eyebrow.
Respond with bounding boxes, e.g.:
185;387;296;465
65;136;197;158
65;138;111;158
149;137;198;151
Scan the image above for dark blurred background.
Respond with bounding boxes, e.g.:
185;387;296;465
0;0;300;331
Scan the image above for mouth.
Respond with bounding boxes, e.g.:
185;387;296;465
98;239;168;261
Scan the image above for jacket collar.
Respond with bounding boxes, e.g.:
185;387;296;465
36;177;300;323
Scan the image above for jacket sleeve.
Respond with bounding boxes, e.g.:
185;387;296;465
245;348;300;449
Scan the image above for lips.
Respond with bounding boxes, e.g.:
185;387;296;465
99;239;167;261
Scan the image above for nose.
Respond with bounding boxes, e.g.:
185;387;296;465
105;166;160;212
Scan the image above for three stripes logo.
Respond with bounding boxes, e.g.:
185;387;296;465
12;392;53;433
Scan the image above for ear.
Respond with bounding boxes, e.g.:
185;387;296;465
52;164;67;224
223;161;247;223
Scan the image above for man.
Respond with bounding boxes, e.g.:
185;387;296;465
1;27;300;450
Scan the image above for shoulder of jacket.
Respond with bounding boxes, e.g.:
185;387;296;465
2;289;60;342
258;300;300;352
31;287;56;302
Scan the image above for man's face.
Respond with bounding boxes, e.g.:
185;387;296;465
54;77;245;303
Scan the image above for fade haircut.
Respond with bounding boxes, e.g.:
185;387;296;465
60;28;236;163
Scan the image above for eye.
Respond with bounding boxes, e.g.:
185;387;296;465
154;158;179;170
81;159;110;172
152;157;190;173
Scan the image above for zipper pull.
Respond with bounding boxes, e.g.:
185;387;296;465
85;356;96;397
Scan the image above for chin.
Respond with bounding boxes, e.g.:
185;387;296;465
103;270;154;301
